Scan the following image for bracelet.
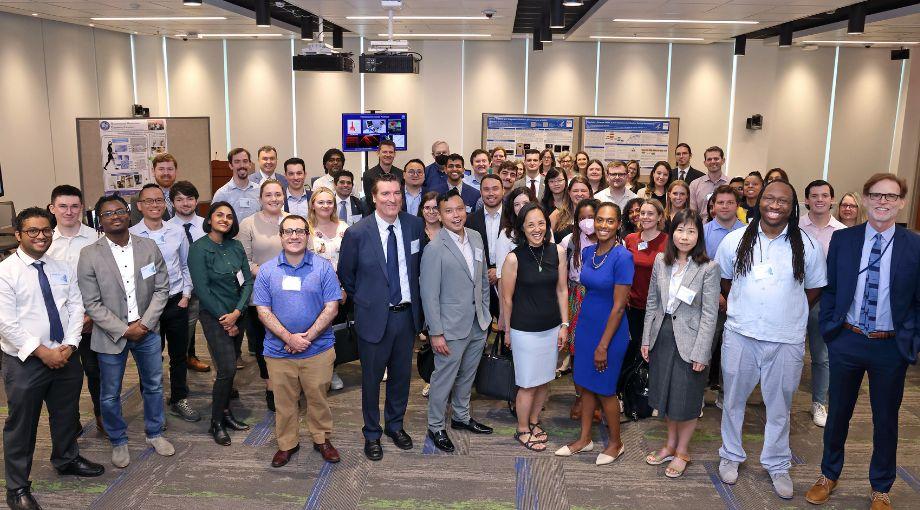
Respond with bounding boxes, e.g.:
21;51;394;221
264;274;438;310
560;322;570;328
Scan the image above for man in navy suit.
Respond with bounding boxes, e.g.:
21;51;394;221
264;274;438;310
427;154;480;212
806;173;920;509
338;173;424;461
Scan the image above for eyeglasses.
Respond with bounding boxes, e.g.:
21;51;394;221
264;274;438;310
139;198;166;205
867;192;901;203
609;172;627;178
406;170;424;176
839;203;858;209
99;208;129;219
761;196;792;207
280;228;308;237
20;228;53;238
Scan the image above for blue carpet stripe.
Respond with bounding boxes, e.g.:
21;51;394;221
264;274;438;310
243;411;275;446
80;384;139;437
88;447;154;507
515;457;540;510
303;461;335;510
703;461;742;510
422;434;436;455
896;466;920;492
791;450;805;465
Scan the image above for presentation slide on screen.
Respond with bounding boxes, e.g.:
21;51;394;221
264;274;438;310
342;113;408;152
484;115;576;158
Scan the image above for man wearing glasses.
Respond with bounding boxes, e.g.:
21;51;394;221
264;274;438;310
594;160;637;210
129;184;200;423
130;153;178;226
77;194;174;469
0;207;105;510
402;159;426;216
253;215;342;467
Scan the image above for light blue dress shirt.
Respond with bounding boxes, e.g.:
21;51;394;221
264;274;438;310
129;220;192;297
703;218;745;259
374;212;412;305
212;179;261;221
286;190;310;217
846;224;894;332
404;188;423;216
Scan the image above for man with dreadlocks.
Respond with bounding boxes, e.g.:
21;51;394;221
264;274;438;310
713;179;827;500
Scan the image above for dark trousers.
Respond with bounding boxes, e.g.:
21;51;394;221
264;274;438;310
2;353;82;491
708;311;728;388
821;328;909;492
358;308;414;441
160;294;189;403
244;306;269;380
488;283;500;320
79;332;101;417
619;306;646;393
200;310;242;423
186;295;201;358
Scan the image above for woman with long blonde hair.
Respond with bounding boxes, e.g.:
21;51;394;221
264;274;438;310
307;187;348;269
664;180;690;232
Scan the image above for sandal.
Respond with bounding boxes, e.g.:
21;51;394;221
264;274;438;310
645;448;676;466
665;453;691;478
529;422;548;443
514;431;547;452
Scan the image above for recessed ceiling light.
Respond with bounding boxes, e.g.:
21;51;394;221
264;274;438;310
197;33;284;38
377;33;491;37
350;16;489;20
800;40;919;45
183;0;203;5
613;18;758;25
562;1;584;6
90;16;226;21
590;36;704;41
31;13;38;16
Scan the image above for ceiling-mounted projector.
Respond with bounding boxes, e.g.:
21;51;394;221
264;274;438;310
360;40;421;73
294;42;354;72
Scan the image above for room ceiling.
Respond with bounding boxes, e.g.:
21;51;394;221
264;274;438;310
0;0;917;46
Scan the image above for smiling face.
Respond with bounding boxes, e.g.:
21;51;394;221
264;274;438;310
378;144;395;166
259;182;285;215
472;153;490;177
173;191;197;217
258;149;277;174
99;199;129;235
672;220;699;256
498;166;516;190
805;184;833;215
569;182;590;204
704;150;724;174
230;151;251;180
652;165;669;188
713;192;738;223
606;164;627;190
280;216;308;255
374;180;403;221
209;205;235;235
445;158;465;183
490;149;506;169
541;152;554;169
421;198;440;225
838;195;859;222
638;202;661;232
758;181;794;229
547;173;567;195
153;161;177;188
50;194;84;229
586;162;603;184
627;162;640;182
16;215;53;259
628;202;641;226
284;162;306;191
669;185;688;210
559;155;573;172
512;193;531;215
675;146;691;168
594;205;620;244
138;186;166;221
335;174;354;198
404;162;425;188
863;179;905;227
481;178;504;209
439;195;467;235
312;189;335;220
743;175;762;200
575;153;588;171
522;208;547;246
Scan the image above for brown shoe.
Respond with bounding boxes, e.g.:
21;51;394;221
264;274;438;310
570;395;582;420
314;440;341;463
187;356;211;373
271;444;300;468
870;491;892;510
805;475;837;504
95;415;108;439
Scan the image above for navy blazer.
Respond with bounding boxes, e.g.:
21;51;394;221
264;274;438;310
426;181;481;212
338;211;424;343
820;224;920;363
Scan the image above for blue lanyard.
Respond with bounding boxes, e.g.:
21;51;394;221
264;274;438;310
856;234;894;276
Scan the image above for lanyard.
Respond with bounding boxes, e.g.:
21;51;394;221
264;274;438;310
857;234;894;276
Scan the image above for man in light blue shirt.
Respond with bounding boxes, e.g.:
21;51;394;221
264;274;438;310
704;186;745;258
402;159;425;216
129;184;200;423
282;157;311;217
463;149;491;192
213;148;260;221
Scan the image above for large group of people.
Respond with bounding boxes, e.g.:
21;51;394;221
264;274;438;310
0;139;917;510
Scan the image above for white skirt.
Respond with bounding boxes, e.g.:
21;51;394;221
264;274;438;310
510;326;560;389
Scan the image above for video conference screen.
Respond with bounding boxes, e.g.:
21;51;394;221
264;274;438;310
342;113;407;152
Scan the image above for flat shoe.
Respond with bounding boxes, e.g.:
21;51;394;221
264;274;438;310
665;453;691;478
646;449;675;466
554;441;595;457
596;445;625;466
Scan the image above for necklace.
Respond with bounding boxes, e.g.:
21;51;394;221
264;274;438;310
527;244;545;272
591;246;611;269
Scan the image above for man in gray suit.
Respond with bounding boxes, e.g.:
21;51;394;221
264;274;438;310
77;194;175;469
420;189;493;453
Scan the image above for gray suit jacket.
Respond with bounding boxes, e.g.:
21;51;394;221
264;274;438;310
641;253;720;364
77;234;170;354
420;228;491;340
512;175;545;200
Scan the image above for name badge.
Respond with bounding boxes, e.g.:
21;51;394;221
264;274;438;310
281;275;301;291
465;206;472;213
638;241;649;251
236;270;245;286
140;263;156;279
410;239;420;255
49;273;68;285
676;285;697;305
152;233;166;245
474;248;483;262
238;198;253;209
752;263;774;281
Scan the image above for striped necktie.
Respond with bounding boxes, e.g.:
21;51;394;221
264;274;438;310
858;233;883;332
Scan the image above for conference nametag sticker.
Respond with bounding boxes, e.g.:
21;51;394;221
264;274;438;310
474;248;483;262
236;270;245;286
282;276;301;291
410;239;420;255
140;263;156;279
676;286;697;305
49;273;68;285
752;264;774;281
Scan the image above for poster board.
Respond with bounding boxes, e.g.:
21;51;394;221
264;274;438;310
77;117;212;207
481;114;579;159
581;116;680;175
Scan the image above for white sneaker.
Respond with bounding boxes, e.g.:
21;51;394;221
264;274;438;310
330;371;344;391
718;458;739;484
146;435;175;456
812;402;828;428
421;383;430;397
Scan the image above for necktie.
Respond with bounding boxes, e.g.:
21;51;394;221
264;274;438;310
529;178;537;196
33;261;65;342
858;233;883;332
164;189;174;216
679;170;686;181
183;223;194;244
339;200;348;221
386;225;403;305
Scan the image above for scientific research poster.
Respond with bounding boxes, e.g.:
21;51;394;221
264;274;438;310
99;119;168;195
582;118;673;174
483;115;576;158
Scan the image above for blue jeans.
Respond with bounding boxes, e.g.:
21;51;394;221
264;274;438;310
806;302;829;405
97;331;165;446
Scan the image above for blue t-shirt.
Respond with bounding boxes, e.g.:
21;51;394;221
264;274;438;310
252;251;342;359
703;218;745;259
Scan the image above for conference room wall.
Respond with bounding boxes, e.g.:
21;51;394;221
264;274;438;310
527;41;597;117
166;39;228;161
133;35;168;119
597;42;669;121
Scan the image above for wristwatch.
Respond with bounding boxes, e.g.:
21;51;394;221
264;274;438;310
560;322;570;328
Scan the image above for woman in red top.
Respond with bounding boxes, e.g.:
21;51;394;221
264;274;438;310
620;199;668;394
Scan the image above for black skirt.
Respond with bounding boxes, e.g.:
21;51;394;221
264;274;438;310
647;316;709;421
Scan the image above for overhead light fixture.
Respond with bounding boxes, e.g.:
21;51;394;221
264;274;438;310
801;40;918;45
562;0;584;6
333;27;344;49
590;36;705;41
91;16;227;21
197;33;284;38
734;35;746;56
376;33;491;37
255;0;271;27
550;0;564;29
779;24;793;47
848;3;866;35
301;16;316;41
347;15;488;20
613;18;758;25
31;13;38;16
183;0;203;5
533;27;543;51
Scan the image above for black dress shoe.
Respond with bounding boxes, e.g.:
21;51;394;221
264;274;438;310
56;456;105;477
385;429;413;450
265;390;276;412
222;410;250;431
6;486;41;510
427;429;455;453
364;439;383;461
451;418;493;435
209;420;231;446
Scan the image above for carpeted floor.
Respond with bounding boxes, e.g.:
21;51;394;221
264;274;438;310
1;331;918;510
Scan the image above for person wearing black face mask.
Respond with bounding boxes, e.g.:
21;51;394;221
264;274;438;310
424;140;452;194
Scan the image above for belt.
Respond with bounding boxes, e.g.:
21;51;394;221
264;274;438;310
389;302;410;312
843;322;895;339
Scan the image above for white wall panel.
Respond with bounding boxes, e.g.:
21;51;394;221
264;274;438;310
730;40;776;177
133;35;167;117
527;41;595;116
167;39;227;161
93;29;133;117
597;42;669;118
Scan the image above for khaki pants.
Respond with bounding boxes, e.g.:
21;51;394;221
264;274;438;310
265;348;335;450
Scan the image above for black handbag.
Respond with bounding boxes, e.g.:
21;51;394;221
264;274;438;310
332;320;359;366
474;331;518;402
620;359;653;421
417;341;434;383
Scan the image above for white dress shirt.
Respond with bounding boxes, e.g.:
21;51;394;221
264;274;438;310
108;237;140;322
374;212;412;304
494;231;515;279
666;262;688;314
447;228;475;277
483;205;502;263
130;220;192;297
0;249;83;360
846;223;895;332
47;223;100;272
337;194;362;226
595;186;638;211
313;174;335;193
716;224;827;343
168;214;206;243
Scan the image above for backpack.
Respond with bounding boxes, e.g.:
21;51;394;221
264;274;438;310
620;359;653;421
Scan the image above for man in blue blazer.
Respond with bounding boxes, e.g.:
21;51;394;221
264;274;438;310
426;154;481;212
806;173;920;509
338;173;424;461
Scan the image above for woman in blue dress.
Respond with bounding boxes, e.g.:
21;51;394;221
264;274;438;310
554;202;634;465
